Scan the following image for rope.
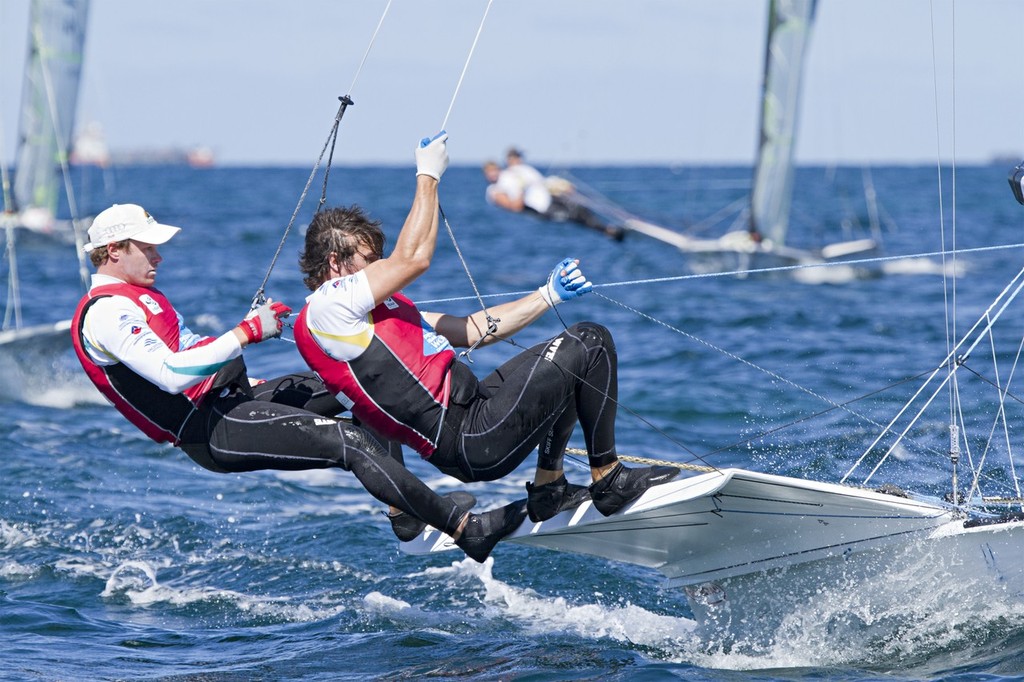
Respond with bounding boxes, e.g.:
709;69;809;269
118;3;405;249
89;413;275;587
250;96;353;310
437;205;499;362
844;265;1024;485
429;1;498;358
346;0;393;96
250;2;393;309
440;0;495;131
590;290;907;447
414;242;1024;308
565;448;715;473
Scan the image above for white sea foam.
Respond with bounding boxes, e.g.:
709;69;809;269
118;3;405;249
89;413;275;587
0;349;102;407
0;560;39;579
0;519;40;549
423;557;699;648
99;558;347;622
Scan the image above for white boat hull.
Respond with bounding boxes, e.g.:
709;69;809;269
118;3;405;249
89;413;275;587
623;221;880;280
402;468;1024;644
0;319;72;348
403;469;952;582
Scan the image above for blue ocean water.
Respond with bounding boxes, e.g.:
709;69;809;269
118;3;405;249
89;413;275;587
3;162;1024;681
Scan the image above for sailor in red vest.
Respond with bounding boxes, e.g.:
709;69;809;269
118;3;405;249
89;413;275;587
294;132;679;528
72;202;524;562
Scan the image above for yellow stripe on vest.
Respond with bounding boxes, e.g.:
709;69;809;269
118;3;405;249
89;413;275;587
309;325;374;349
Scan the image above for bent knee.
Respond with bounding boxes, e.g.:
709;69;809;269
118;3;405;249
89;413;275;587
568;321;616;354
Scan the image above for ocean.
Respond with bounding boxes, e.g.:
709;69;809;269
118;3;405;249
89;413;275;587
3;162;1024;681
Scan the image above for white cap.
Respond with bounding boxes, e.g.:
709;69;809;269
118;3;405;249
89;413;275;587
83;204;181;252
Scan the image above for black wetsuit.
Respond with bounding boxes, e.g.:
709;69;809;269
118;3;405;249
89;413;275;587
72;282;467;539
430;322;619;482
174;371;466;536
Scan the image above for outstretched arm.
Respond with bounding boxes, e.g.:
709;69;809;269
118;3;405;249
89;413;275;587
422;258;593;348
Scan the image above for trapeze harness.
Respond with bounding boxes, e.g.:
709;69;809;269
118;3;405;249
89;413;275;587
293;290;479;458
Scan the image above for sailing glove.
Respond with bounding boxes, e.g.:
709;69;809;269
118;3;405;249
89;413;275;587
539;257;593;308
237;299;292;344
415;131;449;181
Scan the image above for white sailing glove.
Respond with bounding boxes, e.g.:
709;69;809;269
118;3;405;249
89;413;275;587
539;257;593;308
415;131;449;181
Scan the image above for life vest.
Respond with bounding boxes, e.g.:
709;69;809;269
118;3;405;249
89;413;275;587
71;282;243;444
293;292;455;457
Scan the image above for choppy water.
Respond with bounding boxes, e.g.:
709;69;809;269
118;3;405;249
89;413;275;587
4;162;1024;680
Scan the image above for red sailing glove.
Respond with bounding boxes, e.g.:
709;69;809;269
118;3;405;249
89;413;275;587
236;299;291;344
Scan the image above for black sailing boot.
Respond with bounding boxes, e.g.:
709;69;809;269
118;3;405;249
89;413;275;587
455;499;528;563
386;491;477;542
589;463;680;516
526;474;592;522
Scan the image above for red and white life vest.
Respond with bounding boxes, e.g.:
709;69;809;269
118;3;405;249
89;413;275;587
71;282;225;444
294;292;454;457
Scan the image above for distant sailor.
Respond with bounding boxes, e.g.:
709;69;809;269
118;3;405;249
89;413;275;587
71;201;520;563
294;131;678;529
483;147;626;241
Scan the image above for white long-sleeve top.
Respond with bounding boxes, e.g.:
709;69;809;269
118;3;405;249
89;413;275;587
78;274;242;394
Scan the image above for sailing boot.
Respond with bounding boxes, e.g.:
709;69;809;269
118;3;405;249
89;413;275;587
385;491;477;542
455;499;528;563
526;475;592;522
589;462;680;516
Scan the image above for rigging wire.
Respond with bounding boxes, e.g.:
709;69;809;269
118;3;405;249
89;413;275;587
590;290;924;456
437;205;499;362
963;333;1024;509
414;239;1024;475
250;1;393;309
428;0;500;359
485;316;716;470
928;0;962;498
417;241;1024;308
843;265;1024;486
439;0;494;132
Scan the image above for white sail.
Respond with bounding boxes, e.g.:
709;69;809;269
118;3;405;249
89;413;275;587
749;0;817;246
12;0;90;232
2;0;91;345
607;0;879;278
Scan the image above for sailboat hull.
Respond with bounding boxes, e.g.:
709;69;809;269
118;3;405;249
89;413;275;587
401;468;1024;642
684;516;1024;647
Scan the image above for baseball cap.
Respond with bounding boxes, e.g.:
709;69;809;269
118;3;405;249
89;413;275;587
83;203;181;252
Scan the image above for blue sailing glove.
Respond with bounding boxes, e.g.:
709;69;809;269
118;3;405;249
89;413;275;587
539;257;593;308
415;131;449;181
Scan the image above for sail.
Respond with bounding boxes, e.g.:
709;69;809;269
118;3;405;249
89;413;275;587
12;0;91;227
749;0;817;246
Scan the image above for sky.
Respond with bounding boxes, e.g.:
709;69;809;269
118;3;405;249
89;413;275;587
1;0;1022;168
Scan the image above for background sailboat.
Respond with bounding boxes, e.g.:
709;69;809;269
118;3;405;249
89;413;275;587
2;0;91;349
8;0;90;240
585;0;883;279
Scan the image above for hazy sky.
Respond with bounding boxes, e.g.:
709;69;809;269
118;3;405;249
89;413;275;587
1;0;1021;167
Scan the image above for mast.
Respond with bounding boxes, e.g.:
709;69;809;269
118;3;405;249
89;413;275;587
749;0;817;246
12;0;90;224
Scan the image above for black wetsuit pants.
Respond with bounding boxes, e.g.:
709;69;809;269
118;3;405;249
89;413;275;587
431;321;618;482
534;196;612;234
178;372;465;536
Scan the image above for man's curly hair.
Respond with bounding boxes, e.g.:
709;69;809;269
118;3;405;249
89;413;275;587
298;206;385;291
